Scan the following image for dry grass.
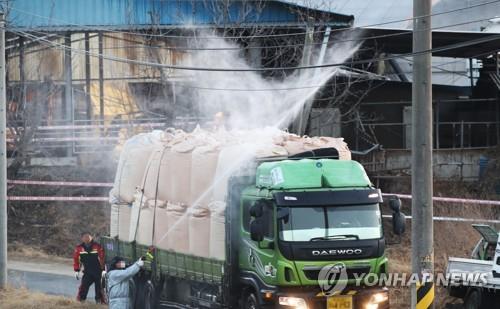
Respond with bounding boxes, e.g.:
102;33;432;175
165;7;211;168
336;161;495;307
379;168;500;309
0;287;105;309
8;242;71;264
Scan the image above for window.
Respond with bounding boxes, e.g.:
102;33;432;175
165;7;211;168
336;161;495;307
279;204;382;242
242;201;252;231
242;200;275;239
262;203;274;239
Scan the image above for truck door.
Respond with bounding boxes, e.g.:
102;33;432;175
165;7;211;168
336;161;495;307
472;225;499;260
240;199;277;286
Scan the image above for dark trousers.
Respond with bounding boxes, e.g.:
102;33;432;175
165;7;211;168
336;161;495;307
77;272;103;303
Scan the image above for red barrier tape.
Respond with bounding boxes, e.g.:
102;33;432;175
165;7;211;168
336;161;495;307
7;179;113;187
7;196;108;201
6;180;500;206
382;193;500;206
382;214;500;224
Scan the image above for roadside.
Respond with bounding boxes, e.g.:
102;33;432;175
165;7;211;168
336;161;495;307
0;286;104;309
7;255;97;300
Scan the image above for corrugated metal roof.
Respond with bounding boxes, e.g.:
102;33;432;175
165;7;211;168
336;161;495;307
4;0;353;31
287;0;500;31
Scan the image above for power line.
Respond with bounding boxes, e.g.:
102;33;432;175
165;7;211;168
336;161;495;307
15;12;500;55
5;0;500;41
11;27;500;72
21;45;497;94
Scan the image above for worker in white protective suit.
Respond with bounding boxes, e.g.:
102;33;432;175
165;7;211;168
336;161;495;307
106;256;144;309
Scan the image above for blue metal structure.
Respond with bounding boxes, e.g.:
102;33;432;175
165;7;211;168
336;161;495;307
4;0;353;30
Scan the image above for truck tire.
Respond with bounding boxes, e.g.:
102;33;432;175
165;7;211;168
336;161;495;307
243;291;260;309
143;280;159;309
464;289;482;309
101;274;109;304
135;276;147;308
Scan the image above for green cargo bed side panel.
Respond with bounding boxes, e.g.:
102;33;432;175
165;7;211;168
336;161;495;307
256;159;322;189
319;160;371;188
156;249;223;283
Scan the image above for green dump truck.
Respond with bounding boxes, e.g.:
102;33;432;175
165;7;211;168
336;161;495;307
102;153;405;309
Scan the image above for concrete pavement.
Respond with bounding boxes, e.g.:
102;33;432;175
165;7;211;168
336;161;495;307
8;259;97;300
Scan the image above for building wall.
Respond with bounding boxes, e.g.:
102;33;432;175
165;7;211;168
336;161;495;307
292;0;500;87
6;33;188;121
358;148;487;180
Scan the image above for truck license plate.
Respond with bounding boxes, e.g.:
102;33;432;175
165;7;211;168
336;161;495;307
327;296;352;309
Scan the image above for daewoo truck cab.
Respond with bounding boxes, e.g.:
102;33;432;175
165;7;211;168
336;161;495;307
103;151;405;309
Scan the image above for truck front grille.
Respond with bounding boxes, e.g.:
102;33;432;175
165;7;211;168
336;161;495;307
303;266;371;281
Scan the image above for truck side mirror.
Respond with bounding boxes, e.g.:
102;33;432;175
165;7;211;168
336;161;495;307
392;212;406;236
250;200;265;218
389;197;402;212
250;219;264;242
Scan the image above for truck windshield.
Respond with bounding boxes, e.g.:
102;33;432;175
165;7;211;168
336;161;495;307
279;204;382;242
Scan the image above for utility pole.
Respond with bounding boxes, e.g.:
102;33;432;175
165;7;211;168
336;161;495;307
411;0;434;308
293;25;314;135
98;32;105;121
64;32;73;156
0;12;7;288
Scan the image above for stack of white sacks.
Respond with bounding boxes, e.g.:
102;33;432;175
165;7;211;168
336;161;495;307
109;127;351;261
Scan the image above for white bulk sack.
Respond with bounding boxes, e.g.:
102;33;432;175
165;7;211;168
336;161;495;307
135;202;154;246
118;204;132;242
282;134;308;155
128;192;146;242
213;144;252;201
190;145;219;206
315;137;351;160
165;202;189;254
111;131;162;203
167;140;196;205
142;147;171;201
282;135;351;160
188;205;211;257
110;204;120;238
254;144;288;158
209;201;226;260
154;202;170;250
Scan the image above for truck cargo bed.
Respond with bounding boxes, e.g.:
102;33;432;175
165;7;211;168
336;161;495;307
447;257;500;289
102;237;224;284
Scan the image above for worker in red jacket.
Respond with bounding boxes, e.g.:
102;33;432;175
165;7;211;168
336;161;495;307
73;231;106;303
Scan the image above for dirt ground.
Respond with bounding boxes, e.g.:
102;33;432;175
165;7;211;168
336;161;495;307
7;165;113;256
0;287;105;309
378;151;500;308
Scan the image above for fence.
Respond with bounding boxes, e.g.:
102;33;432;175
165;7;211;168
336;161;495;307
7;117;206;154
364;120;498;150
7;179;500;223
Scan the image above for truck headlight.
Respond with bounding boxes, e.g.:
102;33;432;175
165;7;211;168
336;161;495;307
364;292;389;309
279;296;308;309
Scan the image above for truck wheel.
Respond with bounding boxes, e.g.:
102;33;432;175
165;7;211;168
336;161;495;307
100;273;109;304
243;292;260;309
143;280;159;309
464;289;481;309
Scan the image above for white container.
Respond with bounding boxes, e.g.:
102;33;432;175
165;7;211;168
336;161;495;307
209;201;226;260
165;202;189;254
135;203;154;246
118;204;132;242
142;147;170;201
190;145;219;206
188;205;211;257
111;132;162;203
110;203;121;238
